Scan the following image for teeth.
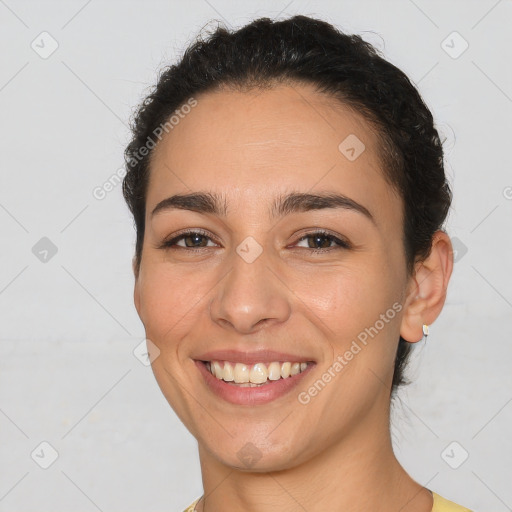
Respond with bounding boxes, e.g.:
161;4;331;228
223;362;234;381
206;360;310;383
213;361;222;379
290;362;301;376
249;363;268;384
233;363;249;383
268;361;281;381
281;362;291;378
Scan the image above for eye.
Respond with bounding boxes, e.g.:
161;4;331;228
293;230;351;252
157;229;351;253
157;229;218;250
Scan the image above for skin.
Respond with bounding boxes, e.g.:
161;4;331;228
133;82;453;512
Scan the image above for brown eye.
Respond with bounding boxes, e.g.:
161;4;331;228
179;233;210;248
295;231;351;251
158;230;218;250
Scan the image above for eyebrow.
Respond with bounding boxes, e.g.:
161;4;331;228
151;191;374;224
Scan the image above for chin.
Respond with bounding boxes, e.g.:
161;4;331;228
202;434;308;473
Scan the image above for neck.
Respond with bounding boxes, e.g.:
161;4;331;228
194;411;433;512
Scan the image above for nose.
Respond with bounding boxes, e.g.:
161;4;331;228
209;248;292;334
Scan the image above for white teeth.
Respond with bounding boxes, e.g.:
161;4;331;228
206;360;309;383
233;363;249;383
268;361;281;381
223;362;234;381
213;361;223;380
249;363;268;384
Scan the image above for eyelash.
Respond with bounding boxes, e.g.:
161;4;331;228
157;229;351;253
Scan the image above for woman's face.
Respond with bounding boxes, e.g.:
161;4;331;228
134;83;414;470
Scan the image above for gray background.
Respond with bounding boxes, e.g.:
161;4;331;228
1;0;511;510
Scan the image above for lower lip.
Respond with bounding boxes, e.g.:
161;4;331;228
195;360;315;405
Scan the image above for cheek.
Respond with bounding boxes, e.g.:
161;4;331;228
296;262;401;371
138;263;211;341
294;264;384;335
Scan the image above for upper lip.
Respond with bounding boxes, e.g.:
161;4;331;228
194;349;315;365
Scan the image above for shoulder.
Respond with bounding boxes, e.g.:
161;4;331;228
181;497;200;512
432;492;473;512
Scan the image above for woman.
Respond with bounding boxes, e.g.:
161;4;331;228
122;15;472;512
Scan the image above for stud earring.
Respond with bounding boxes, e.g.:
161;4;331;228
422;324;429;339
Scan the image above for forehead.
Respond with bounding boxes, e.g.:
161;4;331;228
147;83;401;226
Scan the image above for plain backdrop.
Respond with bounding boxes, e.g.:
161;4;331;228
1;1;511;511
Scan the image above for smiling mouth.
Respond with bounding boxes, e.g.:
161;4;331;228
201;360;312;386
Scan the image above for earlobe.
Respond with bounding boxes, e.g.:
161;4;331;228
399;230;454;343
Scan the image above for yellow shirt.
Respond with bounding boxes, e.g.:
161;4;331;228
182;492;473;511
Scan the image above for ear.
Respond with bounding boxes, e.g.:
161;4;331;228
400;230;454;343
